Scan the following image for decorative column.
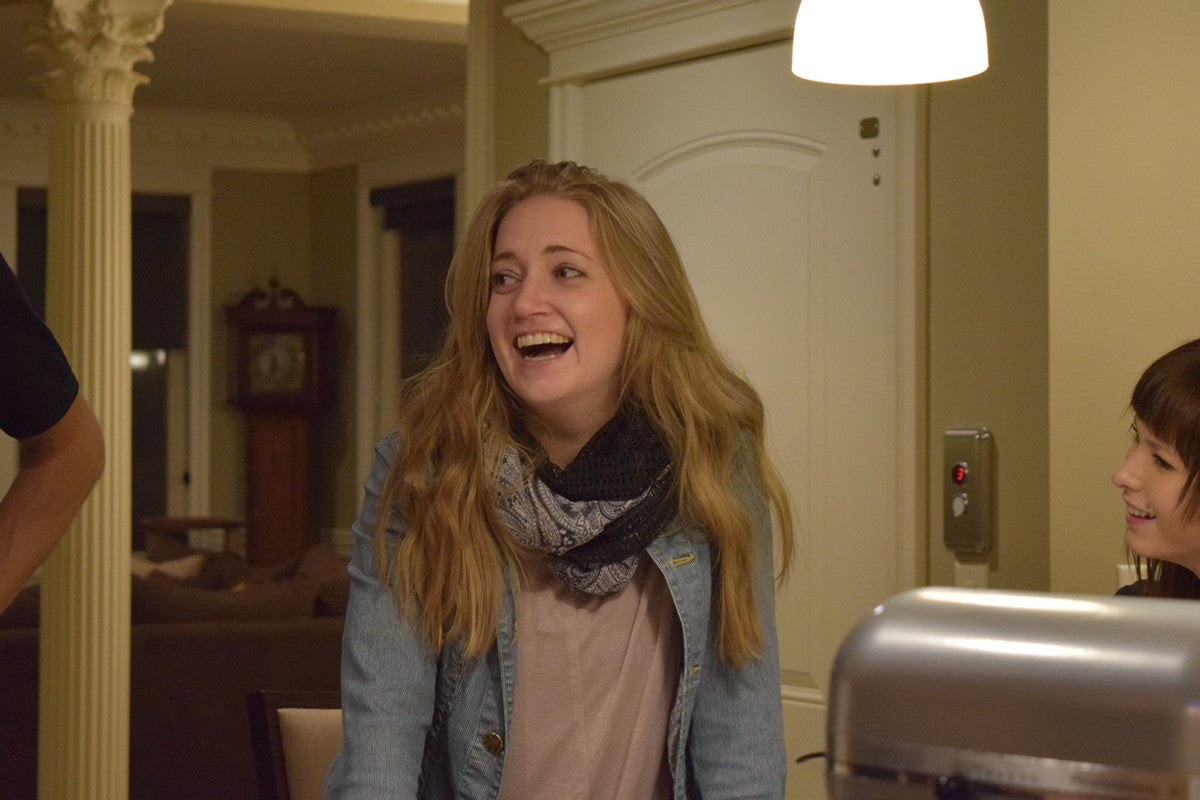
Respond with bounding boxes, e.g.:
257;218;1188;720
26;1;172;798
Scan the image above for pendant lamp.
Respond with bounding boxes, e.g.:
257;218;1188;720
791;0;988;86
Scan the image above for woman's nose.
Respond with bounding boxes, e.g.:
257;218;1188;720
1112;448;1140;490
513;276;549;314
1111;466;1127;489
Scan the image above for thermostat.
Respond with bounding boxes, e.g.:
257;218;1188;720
943;428;995;555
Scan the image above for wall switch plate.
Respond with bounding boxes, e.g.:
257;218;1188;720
943;428;994;555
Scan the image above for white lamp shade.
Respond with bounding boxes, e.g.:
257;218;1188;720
791;0;988;85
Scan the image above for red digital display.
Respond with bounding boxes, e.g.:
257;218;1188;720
951;462;968;485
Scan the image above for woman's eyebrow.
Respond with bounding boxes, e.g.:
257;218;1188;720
493;243;591;264
544;243;586;256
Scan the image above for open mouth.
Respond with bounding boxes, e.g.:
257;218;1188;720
516;332;573;360
1127;505;1155;520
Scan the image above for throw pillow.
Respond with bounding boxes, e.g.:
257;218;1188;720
131;575;321;624
130;553;206;582
228;550;303;591
143;534;197;563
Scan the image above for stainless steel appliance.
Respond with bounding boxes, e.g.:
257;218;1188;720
827;587;1200;799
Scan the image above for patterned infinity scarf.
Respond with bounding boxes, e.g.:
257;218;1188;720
496;407;677;594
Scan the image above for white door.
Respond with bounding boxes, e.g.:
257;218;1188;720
566;40;922;799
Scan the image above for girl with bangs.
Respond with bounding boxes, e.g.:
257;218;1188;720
1113;338;1200;598
326;160;795;799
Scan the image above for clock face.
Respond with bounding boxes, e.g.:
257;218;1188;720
247;333;306;394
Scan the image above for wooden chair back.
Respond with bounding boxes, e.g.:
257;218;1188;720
246;689;342;800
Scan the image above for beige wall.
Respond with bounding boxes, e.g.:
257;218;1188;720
492;0;549;178
462;0;547;218
209;169;312;521
309;165;360;531
927;0;1049;589
1049;1;1200;593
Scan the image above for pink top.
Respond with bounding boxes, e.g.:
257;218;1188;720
497;555;682;800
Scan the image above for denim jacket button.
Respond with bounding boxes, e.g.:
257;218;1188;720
483;731;505;755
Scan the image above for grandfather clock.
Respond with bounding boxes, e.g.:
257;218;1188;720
226;279;336;566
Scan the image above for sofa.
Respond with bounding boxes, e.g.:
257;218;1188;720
0;539;350;800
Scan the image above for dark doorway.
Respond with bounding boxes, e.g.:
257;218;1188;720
369;177;455;379
15;190;191;549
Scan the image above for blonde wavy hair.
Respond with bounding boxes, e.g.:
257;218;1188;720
375;160;794;666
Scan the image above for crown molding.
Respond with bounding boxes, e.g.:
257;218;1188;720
135;106;306;168
296;98;464;147
507;0;755;51
301;98;464;172
505;0;796;84
0;95;465;173
0;98;308;170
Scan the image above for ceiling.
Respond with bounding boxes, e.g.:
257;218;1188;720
0;0;468;126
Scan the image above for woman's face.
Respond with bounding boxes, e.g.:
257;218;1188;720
486;193;629;443
1111;418;1200;574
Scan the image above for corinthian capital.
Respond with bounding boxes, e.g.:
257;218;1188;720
27;0;174;106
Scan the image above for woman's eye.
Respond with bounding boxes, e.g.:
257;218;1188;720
1154;454;1175;470
1129;423;1141;443
555;264;582;278
490;272;513;288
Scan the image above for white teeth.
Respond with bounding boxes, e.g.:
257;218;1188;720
1128;506;1154;519
516;332;571;348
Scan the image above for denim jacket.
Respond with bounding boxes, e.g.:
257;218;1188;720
325;434;787;799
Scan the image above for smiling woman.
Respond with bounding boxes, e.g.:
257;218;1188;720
324;160;796;800
486;193;630;466
1111;338;1200;598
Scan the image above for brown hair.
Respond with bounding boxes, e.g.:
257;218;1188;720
375;160;794;664
1128;338;1200;598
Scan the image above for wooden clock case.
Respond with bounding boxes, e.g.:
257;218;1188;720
226;280;336;565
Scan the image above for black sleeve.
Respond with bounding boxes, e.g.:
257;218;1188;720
0;252;80;439
1115;580;1146;597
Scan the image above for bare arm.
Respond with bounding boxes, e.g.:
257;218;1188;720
0;392;105;612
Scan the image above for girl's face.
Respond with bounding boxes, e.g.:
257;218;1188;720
486;194;629;446
1112;418;1200;575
